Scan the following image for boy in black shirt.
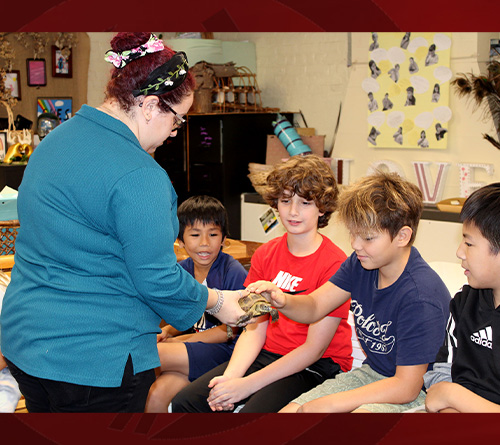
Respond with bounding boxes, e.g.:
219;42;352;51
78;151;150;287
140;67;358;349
425;183;500;412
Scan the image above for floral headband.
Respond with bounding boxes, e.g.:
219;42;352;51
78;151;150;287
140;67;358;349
132;51;189;97
104;34;165;69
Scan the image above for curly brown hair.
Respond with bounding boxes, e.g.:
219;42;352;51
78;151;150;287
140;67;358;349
337;170;423;244
263;155;339;229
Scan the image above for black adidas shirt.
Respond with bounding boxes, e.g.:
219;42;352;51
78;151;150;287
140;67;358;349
436;285;500;404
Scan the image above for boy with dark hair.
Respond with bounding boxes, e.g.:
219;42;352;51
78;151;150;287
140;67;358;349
145;195;247;412
250;170;451;413
172;155;352;413
425;183;500;413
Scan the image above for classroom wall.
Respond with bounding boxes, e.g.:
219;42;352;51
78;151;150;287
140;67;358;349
0;32;89;130
87;32;500;201
332;32;500;200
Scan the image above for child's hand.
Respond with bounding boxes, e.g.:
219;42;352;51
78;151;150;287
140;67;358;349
157;327;168;343
207;375;234;411
425;381;460;413
208;376;250;411
157;326;175;343
245;280;287;308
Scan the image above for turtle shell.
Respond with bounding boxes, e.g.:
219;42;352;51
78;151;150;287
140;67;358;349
227;292;279;338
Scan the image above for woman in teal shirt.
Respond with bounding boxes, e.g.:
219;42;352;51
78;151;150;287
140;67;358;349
0;32;246;413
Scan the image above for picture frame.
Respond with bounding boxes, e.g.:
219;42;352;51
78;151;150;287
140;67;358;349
37;97;73;123
490;39;500;62
2;70;21;100
27;59;47;87
51;46;73;78
0;131;7;161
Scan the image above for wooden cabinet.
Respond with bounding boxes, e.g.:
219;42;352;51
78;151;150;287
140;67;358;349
154;112;294;239
0;165;26;191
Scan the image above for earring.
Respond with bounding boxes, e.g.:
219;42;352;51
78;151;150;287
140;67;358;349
146;118;150;124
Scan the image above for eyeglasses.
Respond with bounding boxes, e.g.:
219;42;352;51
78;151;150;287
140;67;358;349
159;97;186;130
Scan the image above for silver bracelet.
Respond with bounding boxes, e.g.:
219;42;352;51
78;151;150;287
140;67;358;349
206;289;224;315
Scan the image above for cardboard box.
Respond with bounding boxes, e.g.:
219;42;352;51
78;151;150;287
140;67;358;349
265;134;325;165
296;127;316;137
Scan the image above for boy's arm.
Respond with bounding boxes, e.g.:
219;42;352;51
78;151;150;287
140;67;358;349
425;381;500;413
247;280;351;325
173;324;237;343
297;363;428;413
219;316;269;379
207;315;341;410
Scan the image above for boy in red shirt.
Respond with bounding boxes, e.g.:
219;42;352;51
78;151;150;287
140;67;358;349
172;155;352;413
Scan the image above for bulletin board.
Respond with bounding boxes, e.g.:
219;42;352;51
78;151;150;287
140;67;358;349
364;32;452;149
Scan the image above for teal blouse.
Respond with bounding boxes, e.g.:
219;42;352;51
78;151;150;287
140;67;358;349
0;105;208;387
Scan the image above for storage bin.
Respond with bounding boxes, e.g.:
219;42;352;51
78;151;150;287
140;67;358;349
0;219;19;255
0;194;18;221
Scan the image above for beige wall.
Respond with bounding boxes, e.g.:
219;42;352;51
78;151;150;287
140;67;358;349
87;32;500;201
86;32;349;151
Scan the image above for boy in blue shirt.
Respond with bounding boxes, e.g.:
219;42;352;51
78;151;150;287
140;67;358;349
249;171;451;413
425;183;500;412
145;195;247;412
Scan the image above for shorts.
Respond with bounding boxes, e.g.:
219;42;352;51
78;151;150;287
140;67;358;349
185;337;238;382
292;363;427;413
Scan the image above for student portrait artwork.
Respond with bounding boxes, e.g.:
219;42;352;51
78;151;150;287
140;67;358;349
52;46;73;78
363;32;453;149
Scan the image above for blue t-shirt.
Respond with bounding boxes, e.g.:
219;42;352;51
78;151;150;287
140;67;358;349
330;247;450;377
180;251;247;331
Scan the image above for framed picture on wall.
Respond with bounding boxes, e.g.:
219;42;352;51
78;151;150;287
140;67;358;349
27;59;47;87
0;131;7;161
37;97;73;123
2;70;21;100
52;46;73;78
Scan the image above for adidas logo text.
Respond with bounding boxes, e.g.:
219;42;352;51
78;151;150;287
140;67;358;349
470;326;492;350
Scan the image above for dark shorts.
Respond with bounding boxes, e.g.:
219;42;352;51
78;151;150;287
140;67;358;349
185;337;238;382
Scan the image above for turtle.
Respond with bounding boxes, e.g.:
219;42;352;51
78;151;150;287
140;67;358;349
227;292;279;338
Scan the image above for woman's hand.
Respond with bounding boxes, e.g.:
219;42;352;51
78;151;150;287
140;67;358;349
211;289;249;327
245;280;287;309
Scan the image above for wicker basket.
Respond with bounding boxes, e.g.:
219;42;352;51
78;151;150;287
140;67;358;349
248;163;274;196
0;220;19;255
248;162;274;173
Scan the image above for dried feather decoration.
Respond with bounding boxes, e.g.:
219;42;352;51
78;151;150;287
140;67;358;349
0;33;15;71
54;32;77;59
452;60;500;150
15;32;49;59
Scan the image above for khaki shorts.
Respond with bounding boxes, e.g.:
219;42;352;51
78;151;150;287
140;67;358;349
292;363;426;413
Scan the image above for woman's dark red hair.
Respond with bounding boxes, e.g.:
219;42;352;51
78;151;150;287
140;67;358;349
105;32;195;112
